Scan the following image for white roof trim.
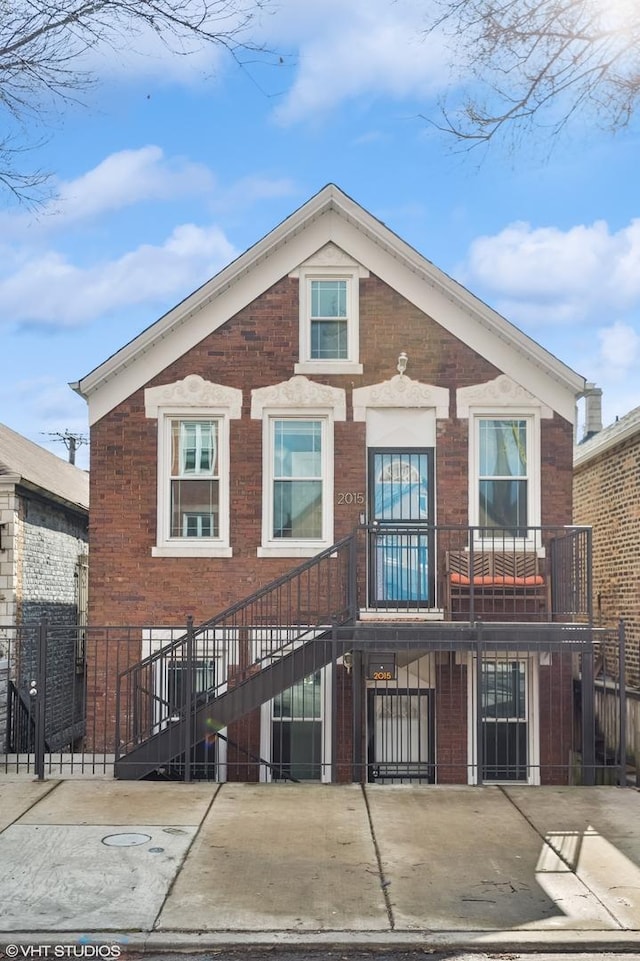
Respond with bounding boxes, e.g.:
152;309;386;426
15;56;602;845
74;185;585;426
353;375;449;421
574;405;640;467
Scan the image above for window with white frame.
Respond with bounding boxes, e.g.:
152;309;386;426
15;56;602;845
309;280;348;360
294;263;365;375
170;419;219;539
471;413;540;541
251;376;344;558
259;413;333;556
272;419;323;539
478;418;528;536
145;375;241;558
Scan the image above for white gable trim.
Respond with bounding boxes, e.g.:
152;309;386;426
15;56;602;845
353;375;449;421
74;186;584;426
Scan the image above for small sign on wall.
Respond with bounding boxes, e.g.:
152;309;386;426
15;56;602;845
366;654;397;681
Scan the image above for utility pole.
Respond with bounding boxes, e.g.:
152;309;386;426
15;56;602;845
43;430;88;465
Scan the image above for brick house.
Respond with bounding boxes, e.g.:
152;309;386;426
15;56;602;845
74;185;595;785
574;404;640;690
0;423;89;750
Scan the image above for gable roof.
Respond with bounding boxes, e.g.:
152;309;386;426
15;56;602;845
574;405;640;468
0;423;89;513
72;184;586;424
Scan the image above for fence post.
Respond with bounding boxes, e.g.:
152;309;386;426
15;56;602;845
475;622;483;786
618;619;627;787
33;618;48;780
331;620;338;784
352;650;363;784
581;634;596;786
183;615;195;783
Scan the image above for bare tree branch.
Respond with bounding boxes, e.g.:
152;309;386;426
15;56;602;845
425;0;640;146
0;0;274;203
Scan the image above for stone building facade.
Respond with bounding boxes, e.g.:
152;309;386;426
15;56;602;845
0;424;89;750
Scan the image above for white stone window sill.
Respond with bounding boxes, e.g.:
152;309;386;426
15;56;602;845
152;544;233;558
294;361;363;376
257;544;332;559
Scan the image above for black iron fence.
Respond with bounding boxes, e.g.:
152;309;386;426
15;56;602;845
1;617;635;786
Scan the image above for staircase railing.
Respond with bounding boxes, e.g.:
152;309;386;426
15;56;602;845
115;532;357;761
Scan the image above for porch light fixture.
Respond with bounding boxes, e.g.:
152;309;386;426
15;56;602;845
343;652;353;675
397;352;408;376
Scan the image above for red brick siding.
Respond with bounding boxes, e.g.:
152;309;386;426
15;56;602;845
89;273;573;625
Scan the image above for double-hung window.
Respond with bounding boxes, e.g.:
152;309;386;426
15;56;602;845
251;375;345;557
272;419;323;540
170;420;219;539
292;248;367;375
458;376;546;550
310;280;348;360
478;418;529;537
145;375;242;557
264;415;330;553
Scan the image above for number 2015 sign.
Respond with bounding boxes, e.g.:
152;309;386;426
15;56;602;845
366;655;396;681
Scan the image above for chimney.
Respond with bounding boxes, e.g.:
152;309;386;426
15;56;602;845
583;383;603;441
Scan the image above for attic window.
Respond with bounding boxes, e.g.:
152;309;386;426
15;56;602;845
292;246;366;376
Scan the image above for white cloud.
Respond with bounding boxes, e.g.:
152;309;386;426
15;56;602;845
0;147;215;238
598;321;640;370
463;218;640;325
267;0;450;124
0;223;236;328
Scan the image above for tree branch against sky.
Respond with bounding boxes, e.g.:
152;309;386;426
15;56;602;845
426;0;640;145
0;0;272;203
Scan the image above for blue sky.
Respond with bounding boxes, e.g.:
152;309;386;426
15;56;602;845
2;0;639;471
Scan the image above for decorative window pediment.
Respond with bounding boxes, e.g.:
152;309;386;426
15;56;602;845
145;375;242;558
457;375;552;419
251;376;346;420
145;374;242;419
291;244;367;376
353;375;449;421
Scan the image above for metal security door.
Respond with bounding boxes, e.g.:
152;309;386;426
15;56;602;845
368;449;434;606
367;689;434;783
481;659;528;781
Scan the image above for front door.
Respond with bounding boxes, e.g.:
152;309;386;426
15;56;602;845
367;689;434;783
480;659;528;781
368;449;434;606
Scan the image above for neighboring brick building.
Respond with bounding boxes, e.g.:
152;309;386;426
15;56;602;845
574;405;640;689
0;423;89;750
74;185;594;785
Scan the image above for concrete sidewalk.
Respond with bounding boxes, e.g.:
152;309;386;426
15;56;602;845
1;778;640;952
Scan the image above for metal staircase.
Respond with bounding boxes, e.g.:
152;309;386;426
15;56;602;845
114;534;356;779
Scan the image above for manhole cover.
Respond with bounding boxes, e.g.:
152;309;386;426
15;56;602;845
101;832;152;847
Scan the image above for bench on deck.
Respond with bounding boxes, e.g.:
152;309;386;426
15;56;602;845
445;550;547;616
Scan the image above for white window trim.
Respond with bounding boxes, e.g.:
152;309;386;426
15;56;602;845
145;375;241;558
260;663;332;783
468;408;542;550
152;408;232;557
294;267;364;375
258;411;335;558
251;376;345;559
466;652;540;786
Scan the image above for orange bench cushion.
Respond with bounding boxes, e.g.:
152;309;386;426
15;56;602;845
450;573;544;587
